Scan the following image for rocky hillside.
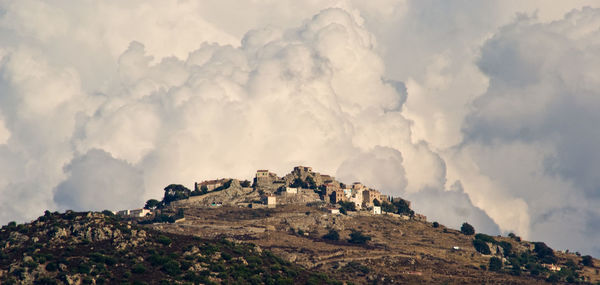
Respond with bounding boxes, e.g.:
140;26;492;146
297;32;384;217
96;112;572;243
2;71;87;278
156;204;600;284
0;211;339;284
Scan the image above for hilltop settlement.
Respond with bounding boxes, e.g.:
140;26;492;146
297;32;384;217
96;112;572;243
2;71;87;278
123;166;423;222
1;166;599;284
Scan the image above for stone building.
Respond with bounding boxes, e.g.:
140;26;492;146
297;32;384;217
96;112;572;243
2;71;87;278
362;189;381;208
194;179;227;192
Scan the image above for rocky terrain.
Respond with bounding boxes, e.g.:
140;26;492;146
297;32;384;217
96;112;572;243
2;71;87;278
155;204;600;284
2;166;599;284
0;211;339;284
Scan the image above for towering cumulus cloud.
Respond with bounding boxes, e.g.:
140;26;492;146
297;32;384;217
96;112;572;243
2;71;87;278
454;7;600;255
0;1;599;256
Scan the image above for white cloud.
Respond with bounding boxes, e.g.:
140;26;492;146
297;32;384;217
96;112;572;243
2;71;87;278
0;0;599;257
54;149;145;211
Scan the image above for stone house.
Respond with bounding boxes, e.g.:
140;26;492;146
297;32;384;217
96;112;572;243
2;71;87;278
362;189;381;208
194;179;227;192
331;190;346;204
349;192;363;210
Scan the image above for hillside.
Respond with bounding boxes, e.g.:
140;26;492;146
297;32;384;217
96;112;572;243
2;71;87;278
2;166;599;284
0;211;338;284
155;204;599;284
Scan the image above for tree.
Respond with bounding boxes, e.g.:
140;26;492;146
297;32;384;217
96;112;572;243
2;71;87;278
533;242;556;264
163;184;191;204
582;255;593;267
240;180;251;187
461;222;475;235
432;222;439;228
348;230;371;244
489;257;502;271
306;176;317;189
392;199;412;215
338;201;356;212
473;239;491;254
322;229;340;241
144;199;160;210
475;233;496;244
372;199;380;206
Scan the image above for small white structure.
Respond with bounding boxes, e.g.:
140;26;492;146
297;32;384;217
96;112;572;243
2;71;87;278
452;246;461;251
329;208;340;214
117;209;150;218
266;195;276;208
372;206;381;215
285;187;298;194
130;209;150;217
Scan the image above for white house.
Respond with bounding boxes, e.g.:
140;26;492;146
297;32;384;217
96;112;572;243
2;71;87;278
266;195;276;208
329;208;340;214
372;206;381;215
129;209;150;217
117;209;150;218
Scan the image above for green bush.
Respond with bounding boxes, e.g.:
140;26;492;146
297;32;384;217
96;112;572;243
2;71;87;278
461;222;475;235
322;229;340;241
45;262;58;272
156;235;172;246
162;260;181;276
473;239;491;255
34;277;58;285
132;263;147;274
533;242;556;264
489;257;502;271
582;255;594;267
77;263;91;274
348;230;371;245
474;233;496;244
432;222;439;228
498;241;512;256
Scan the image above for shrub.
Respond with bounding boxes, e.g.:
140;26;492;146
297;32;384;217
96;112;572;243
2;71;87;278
460;222;475;235
77;263;91;274
132;263;147;274
34;277;58;285
533;242;556;264
432;222;439;228
338;201;356;212
348;230;371;245
144;199;160;210
474;233;496;244
45;262;58;272
101;210;114;216
582;255;593;267
489;257;502;271
157;235;172;246
473;239;491;255
498;241;512;256
162;260;181;276
322;229;340;241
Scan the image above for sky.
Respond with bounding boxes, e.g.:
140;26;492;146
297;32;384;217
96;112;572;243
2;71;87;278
1;0;599;256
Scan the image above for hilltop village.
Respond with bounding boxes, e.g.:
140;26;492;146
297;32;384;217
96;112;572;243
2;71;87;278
2;166;599;284
119;166;424;222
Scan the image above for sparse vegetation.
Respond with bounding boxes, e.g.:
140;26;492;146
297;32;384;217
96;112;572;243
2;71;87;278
473;239;491;255
322;229;340;241
348;230;371;245
489;257;502;271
